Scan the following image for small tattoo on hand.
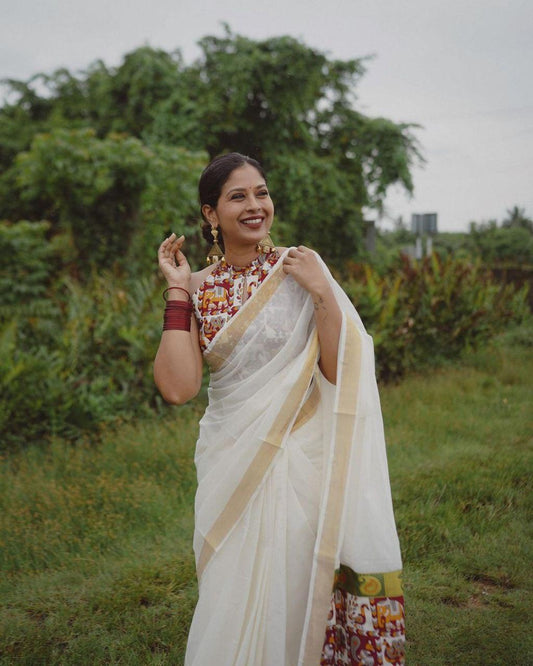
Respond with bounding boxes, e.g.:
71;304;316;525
313;296;325;310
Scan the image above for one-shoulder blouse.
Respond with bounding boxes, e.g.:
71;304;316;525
192;250;280;352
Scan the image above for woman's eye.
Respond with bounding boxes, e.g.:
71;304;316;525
258;190;269;197
231;193;244;200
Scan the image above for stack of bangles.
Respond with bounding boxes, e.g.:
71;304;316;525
162;287;193;331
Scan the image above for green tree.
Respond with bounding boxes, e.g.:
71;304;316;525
14;129;151;272
502;205;533;232
173;27;422;265
1;28;422;268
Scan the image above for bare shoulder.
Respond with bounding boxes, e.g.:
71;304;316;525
190;264;217;293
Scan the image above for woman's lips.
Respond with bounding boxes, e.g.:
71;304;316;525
239;217;264;227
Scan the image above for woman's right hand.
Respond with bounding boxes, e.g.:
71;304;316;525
157;233;191;287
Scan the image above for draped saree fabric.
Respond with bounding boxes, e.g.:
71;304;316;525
185;250;404;666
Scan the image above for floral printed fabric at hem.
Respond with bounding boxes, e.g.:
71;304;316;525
320;566;405;666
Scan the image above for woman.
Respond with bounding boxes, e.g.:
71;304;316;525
154;153;405;666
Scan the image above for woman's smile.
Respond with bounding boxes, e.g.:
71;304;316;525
239;216;264;227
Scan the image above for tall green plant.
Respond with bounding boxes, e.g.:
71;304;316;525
345;254;530;381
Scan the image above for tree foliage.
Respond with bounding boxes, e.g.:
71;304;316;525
0;27;422;268
14;129;151;272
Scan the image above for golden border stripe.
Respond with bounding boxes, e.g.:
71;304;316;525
301;318;362;665
291;377;320;434
197;332;319;580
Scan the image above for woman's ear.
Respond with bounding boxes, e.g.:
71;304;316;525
202;204;216;226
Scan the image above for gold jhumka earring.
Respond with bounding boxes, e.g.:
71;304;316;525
256;233;275;255
206;227;224;264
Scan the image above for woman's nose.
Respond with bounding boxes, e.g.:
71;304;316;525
245;195;261;210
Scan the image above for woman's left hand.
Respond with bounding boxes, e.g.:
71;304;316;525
282;246;328;297
283;245;342;383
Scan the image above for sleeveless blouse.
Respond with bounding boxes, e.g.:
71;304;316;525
192;250;280;352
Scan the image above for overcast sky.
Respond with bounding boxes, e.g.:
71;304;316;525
2;0;532;232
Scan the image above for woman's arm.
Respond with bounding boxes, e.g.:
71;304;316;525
153;234;203;404
282;247;342;384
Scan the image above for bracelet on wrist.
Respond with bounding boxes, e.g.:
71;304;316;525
163;286;191;302
163;300;193;331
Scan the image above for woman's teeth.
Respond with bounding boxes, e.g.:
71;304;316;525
241;218;262;225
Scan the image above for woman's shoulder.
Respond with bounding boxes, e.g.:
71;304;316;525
190;264;217;294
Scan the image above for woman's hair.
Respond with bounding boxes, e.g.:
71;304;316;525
199;152;267;247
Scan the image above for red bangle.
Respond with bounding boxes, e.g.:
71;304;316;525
163;300;193;331
163;286;191;302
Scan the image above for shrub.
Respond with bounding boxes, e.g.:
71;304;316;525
344;254;530;381
0;270;164;452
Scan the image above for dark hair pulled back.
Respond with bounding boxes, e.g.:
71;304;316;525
199;152;267;248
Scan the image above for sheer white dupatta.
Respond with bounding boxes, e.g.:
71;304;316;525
185;250;403;666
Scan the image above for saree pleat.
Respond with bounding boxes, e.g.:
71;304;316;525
185;250;403;666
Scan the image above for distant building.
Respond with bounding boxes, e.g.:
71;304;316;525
411;213;438;235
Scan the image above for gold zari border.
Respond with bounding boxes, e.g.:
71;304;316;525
197;332;319;579
301;317;362;664
291;374;320;434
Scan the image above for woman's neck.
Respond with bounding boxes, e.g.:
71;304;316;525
223;245;261;268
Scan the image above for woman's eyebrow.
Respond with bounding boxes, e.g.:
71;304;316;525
226;183;267;194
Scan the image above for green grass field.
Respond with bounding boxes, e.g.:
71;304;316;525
1;327;532;665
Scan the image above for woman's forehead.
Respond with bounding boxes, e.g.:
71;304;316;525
222;164;265;192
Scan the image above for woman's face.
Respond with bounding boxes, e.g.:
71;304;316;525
203;163;274;252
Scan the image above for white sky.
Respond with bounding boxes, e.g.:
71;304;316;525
2;0;532;232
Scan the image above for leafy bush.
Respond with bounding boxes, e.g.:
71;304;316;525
1;269;164;451
470;225;533;265
345;254;530;381
2;228;529;450
0;220;54;304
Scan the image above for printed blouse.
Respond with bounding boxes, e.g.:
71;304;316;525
192;250;280;352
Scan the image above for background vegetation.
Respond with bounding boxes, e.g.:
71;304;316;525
1;28;530;449
1;27;532;664
1;326;531;664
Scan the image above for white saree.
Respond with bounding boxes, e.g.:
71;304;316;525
185;250;403;666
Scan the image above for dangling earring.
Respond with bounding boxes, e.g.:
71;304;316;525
207;227;224;264
256;233;275;255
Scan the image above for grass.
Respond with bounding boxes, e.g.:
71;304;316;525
1;326;532;665
0;405;202;665
383;327;532;665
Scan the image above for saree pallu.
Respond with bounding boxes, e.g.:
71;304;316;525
185;251;404;666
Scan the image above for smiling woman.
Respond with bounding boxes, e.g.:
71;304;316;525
153;152;404;666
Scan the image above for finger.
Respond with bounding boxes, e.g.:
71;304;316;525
169;234;184;248
282;261;296;273
159;233;178;253
174;244;190;267
288;247;305;258
161;232;176;248
164;235;185;258
165;233;183;247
